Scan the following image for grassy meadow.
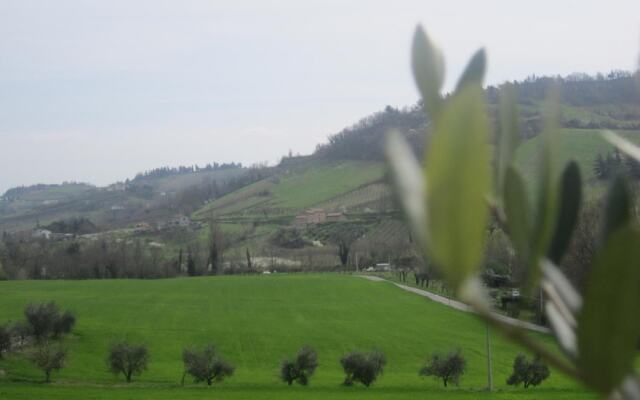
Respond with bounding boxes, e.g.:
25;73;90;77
0;274;591;399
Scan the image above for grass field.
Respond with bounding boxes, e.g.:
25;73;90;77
0;274;591;399
193;160;385;220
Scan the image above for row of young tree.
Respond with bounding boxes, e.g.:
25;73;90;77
1;315;549;391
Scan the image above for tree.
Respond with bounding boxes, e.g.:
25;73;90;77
0;325;10;358
182;344;234;386
280;346;318;386
52;311;76;339
24;301;75;342
507;354;550;388
420;350;466;387
246;248;253;269
29;342;66;382
340;350;386;387
107;342;149;382
186;251;196;277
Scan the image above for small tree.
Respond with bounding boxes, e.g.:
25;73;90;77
52;311;76;339
182;344;234;386
340;350;386;387
0;325;10;358
280;346;318;386
24;301;76;342
10;321;31;347
507;354;550;388
29;342;66;382
420;350;466;387
107;342;149;382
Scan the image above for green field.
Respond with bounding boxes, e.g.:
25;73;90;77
194;161;385;219
0;275;591;399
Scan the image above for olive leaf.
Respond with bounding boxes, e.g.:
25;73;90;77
454;49;486;92
601;174;632;242
578;226;640;394
496;83;519;197
425;85;491;287
411;25;444;118
503;166;531;262
547;161;582;264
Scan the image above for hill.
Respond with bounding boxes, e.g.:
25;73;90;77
0;274;591;399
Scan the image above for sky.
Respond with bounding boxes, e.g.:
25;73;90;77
0;0;639;192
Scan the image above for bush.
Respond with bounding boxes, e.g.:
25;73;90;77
182;344;234;386
24;302;76;341
0;325;10;358
29;342;66;382
280;346;318;386
10;321;31;346
340;350;386;387
107;342;149;382
507;354;550;388
420;350;466;387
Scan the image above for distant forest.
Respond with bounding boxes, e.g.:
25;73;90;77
315;71;640;161
133;162;243;181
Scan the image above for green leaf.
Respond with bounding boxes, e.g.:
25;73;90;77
503;166;531;262
411;25;444;118
495;83;519;197
602;174;632;242
425;85;491;287
603;130;640;163
454;49;486;92
547;161;582;263
385;131;428;249
578;226;640;394
529;90;561;282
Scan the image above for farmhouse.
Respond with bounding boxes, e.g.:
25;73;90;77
157;215;192;230
292;208;327;227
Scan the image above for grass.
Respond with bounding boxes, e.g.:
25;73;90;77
515;128;640;198
193;160;385;220
0;274;591;399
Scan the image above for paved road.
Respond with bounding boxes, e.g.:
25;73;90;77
359;275;549;334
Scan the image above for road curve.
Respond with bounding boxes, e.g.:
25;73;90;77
358;275;549;334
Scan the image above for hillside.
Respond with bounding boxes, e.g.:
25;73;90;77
0;274;591;399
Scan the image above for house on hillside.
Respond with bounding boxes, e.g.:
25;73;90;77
326;212;346;222
157;215;192;230
292;208;327;228
32;229;53;240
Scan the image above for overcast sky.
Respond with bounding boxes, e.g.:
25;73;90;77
1;0;639;192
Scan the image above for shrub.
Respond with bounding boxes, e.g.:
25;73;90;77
420;350;466;387
29;342;66;382
340;350;386;387
280;346;318;386
107;342;149;382
24;302;76;341
507;354;550;388
10;321;31;346
0;325;10;358
52;311;76;339
182;344;235;386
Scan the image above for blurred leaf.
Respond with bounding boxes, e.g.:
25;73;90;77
496;83;519;196
578;226;640;394
603;130;640;162
411;26;444;117
454;49;486;92
602;174;632;242
529;89;561;282
385;131;428;248
425;85;491;287
503;166;531;261
547;161;582;263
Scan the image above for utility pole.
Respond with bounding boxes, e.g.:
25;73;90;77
485;321;493;391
